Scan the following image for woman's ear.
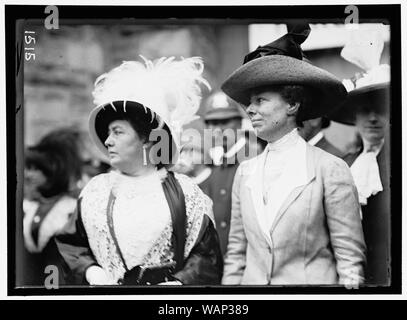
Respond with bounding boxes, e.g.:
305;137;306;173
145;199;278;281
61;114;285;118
287;102;300;116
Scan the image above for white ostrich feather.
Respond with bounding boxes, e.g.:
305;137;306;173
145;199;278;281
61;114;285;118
341;25;385;72
340;25;390;91
92;56;211;134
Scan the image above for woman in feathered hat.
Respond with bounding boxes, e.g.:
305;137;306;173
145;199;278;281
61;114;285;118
330;26;391;285
56;56;223;286
221;24;366;286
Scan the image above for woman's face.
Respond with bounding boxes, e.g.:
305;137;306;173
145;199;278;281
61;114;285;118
24;167;47;200
245;89;291;142
104;120;145;174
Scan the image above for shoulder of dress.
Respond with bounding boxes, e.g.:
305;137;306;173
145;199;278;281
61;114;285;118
239;154;260;169
234;153;262;177
79;173;111;198
174;172;212;205
173;172;199;197
309;144;351;178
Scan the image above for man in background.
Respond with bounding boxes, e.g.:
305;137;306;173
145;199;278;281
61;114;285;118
201;90;263;256
299;117;346;160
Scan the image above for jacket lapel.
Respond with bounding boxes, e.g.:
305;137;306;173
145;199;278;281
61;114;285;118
270;143;316;233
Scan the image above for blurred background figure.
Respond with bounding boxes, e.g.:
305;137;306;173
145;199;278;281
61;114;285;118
204;91;246;166
341;130;364;167
331;25;391;285
171;135;212;188
200;90;265;256
298;117;346;162
77;130;111;181
22;127;85;286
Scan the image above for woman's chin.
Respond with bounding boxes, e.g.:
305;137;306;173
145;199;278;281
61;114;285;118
108;160;122;171
254;128;267;140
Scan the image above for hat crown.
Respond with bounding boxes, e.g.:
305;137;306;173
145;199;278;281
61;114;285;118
203;91;243;120
243;23;311;64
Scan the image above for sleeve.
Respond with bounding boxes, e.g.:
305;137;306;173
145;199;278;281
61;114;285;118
221;164;248;285
322;156;367;285
173;215;223;285
55;198;99;285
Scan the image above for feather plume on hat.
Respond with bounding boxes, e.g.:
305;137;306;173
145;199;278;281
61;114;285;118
331;25;390;125
340;25;390;91
89;56;211;160
92;56;210;132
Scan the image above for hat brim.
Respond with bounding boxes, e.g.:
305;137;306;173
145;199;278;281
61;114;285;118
88;101;179;168
330;83;390;125
204;110;243;121
221;55;347;121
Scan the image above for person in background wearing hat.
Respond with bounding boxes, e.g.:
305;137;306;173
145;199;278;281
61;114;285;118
331;27;391;285
201;90;263;256
171;136;212;188
221;24;366;285
298;116;349;164
22;127;84;286
56;57;223;286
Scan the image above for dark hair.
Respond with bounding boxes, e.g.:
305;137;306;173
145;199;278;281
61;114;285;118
271;85;319;127
95;102;156;144
320;117;331;129
95;101;175;169
25;127;84;198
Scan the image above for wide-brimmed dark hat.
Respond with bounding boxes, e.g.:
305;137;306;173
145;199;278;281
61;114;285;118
330;82;390;125
203;91;244;121
221;23;347;121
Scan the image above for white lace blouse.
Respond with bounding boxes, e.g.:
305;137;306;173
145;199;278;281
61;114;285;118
79;168;213;284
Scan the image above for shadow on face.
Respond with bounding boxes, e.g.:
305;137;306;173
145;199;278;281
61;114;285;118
355;105;388;144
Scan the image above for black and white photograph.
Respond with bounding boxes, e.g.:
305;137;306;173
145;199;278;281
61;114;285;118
2;0;403;303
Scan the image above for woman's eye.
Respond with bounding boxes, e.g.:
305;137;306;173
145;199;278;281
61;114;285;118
251;97;264;104
108;130;123;137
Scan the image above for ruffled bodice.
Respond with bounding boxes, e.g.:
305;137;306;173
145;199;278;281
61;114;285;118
79;169;213;284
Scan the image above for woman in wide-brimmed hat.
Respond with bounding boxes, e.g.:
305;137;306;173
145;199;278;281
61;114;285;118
221;23;366;286
56;56;223;286
330;26;391;285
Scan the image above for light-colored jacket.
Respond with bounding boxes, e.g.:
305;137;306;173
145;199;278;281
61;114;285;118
222;143;366;285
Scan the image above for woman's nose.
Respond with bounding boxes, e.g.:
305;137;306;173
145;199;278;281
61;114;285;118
104;134;114;147
246;103;256;116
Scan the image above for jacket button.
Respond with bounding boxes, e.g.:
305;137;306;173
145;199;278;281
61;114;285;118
220;221;227;229
146;282;151;285
220;189;227;195
118;278;123;285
